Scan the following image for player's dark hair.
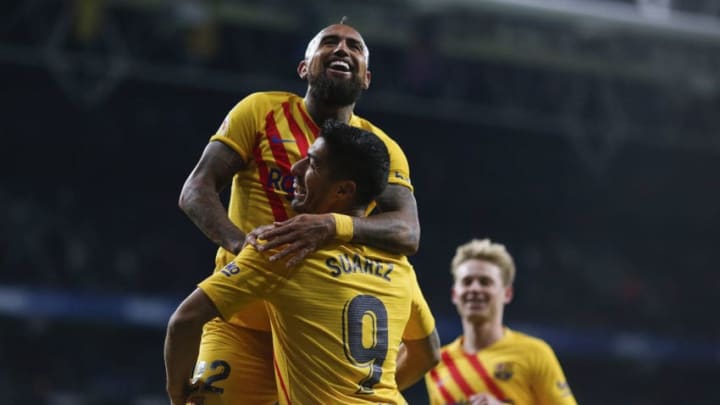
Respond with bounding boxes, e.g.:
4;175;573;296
321;120;389;206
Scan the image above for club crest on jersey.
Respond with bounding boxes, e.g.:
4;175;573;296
493;362;514;381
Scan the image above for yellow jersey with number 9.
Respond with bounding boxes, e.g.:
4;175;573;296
199;242;436;404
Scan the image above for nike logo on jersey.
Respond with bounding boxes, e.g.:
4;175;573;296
394;171;411;184
270;137;296;144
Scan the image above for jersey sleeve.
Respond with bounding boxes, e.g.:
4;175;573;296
208;92;265;162
532;341;577;405
402;269;436;340
383;135;413;192
197;245;285;321
355;119;414;192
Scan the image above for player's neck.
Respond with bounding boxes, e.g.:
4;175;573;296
303;94;355;125
461;319;504;353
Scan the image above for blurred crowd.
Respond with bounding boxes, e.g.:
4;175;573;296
1;179;717;341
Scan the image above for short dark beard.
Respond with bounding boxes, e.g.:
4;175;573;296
308;70;364;106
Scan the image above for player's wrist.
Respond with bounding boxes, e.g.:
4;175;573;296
331;213;354;242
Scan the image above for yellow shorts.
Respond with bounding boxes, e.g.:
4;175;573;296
191;318;276;405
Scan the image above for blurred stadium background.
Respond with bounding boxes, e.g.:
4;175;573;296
1;0;719;403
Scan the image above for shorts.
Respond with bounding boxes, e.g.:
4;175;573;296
190;318;277;405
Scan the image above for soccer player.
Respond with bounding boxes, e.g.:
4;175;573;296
425;239;577;405
166;122;440;405
177;22;420;403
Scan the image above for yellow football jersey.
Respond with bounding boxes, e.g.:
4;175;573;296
207;91;413;331
199;242;436;405
425;329;576;405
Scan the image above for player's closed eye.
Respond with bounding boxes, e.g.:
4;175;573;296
347;40;362;51
321;36;339;46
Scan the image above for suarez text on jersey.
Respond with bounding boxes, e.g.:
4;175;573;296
326;253;393;282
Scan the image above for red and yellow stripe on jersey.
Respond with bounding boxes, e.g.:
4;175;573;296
208;91;413;331
425;329;577;405
199;242;436;405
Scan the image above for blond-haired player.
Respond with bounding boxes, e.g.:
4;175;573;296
425;239;577;405
167;122;439;405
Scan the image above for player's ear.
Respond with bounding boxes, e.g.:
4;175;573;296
336;180;357;201
298;60;308;80
503;285;514;304
451;286;459;304
362;70;371;90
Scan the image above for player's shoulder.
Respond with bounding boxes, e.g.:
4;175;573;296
357;245;410;267
350;114;393;140
506;328;556;354
238;91;300;106
235;243;285;272
226;91;302;122
440;335;464;352
315;244;413;279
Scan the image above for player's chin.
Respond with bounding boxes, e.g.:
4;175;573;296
464;310;491;323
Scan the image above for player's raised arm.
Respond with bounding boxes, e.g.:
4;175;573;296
179;141;247;254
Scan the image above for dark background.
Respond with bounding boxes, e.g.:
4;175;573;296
1;0;719;404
